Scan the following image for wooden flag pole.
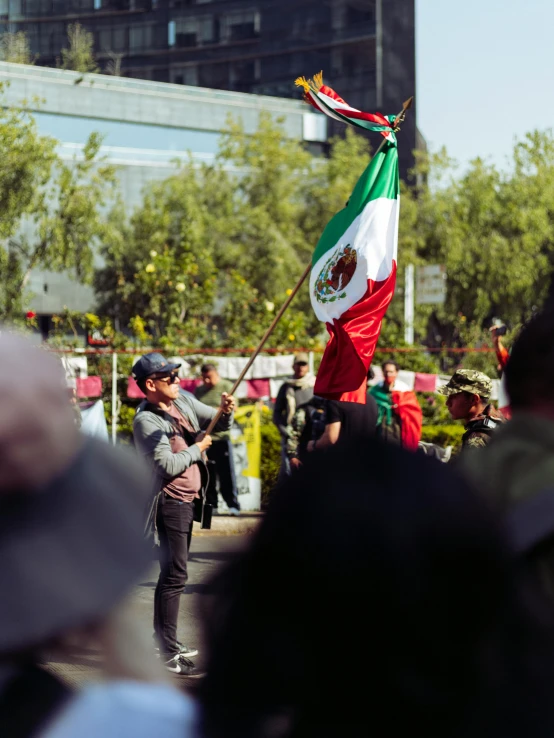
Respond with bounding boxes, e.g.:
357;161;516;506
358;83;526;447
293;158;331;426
204;262;312;435
204;96;413;436
374;96;413;157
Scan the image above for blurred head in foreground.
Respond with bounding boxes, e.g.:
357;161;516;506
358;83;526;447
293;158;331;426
200;438;554;738
0;331;151;658
505;306;554;413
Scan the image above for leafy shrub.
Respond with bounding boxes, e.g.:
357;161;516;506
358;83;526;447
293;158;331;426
117;403;137;441
420;424;465;450
260;414;281;506
418;393;452;426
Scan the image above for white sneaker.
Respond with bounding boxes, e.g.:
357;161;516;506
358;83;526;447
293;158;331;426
228;507;241;516
164;654;204;678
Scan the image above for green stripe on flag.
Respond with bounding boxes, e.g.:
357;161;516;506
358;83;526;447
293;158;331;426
312;140;399;266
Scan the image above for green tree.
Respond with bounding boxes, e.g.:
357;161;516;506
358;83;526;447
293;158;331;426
0;31;34;65
94;115;554;359
432;134;554;334
213;112;316;348
0;90;117;322
95;167;224;345
375;132;554;372
95;114;376;350
58;23;98;74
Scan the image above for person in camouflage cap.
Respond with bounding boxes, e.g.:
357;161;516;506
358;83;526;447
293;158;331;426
438;369;505;449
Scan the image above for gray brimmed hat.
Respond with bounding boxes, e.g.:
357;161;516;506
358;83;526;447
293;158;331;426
0;438;152;655
437;370;493;400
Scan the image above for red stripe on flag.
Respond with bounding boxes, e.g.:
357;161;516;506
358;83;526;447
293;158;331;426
306;91;345;123
314;264;397;403
319;84;350;107
316;86;391;127
304;91;326;114
392;390;423;450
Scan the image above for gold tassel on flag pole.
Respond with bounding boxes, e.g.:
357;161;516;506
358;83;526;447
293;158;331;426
204;97;413;436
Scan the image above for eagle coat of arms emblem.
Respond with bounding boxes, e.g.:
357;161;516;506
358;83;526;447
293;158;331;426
314;245;358;304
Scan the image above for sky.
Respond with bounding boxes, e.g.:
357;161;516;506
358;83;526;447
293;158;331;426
416;0;554;171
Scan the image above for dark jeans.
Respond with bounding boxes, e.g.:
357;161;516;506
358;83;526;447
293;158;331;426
206;439;240;510
278;439;291;484
154;496;194;658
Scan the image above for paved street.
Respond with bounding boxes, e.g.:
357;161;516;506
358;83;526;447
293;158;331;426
45;535;248;689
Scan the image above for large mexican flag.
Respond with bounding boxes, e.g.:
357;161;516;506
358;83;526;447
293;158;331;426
310;140;399;402
294;74;400;402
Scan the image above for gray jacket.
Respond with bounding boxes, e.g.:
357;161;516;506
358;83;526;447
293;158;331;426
133;391;233;495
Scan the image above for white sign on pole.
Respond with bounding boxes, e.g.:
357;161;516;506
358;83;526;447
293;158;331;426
416;264;447;305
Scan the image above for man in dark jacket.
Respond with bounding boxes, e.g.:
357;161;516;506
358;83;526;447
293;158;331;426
194;363;240;514
132;352;235;676
273;353;315;479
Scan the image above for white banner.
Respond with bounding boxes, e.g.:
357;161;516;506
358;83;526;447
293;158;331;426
202;354;296;380
62;356;88;378
80;400;109;441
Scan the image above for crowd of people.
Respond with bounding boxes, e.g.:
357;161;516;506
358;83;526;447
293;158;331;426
273;338;506;477
3;307;554;737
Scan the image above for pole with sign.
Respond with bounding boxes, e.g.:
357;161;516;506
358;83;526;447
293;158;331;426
416;264;447;305
404;264;415;345
111;352;118;445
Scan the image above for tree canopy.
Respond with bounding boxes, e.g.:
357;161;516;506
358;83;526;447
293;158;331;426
0;88;116;323
2;90;554;368
94;116;372;350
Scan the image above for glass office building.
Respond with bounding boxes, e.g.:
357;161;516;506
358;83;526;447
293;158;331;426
0;0;418;178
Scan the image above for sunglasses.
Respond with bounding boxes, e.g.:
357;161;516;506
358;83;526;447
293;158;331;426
152;372;180;385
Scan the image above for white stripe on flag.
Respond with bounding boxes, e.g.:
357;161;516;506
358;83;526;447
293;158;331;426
315;90;361;114
307;92;346;123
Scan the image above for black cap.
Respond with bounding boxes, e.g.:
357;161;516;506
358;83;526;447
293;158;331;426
132;352;181;381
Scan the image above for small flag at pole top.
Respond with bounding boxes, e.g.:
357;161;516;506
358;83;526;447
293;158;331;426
295;71;397;143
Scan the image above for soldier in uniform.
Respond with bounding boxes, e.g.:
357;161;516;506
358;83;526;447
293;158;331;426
438;369;505;449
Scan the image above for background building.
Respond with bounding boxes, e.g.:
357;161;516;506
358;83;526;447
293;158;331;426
0;61;325;317
0;0;418;178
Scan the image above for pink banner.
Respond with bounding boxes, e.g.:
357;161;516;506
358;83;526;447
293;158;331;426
127;377;145;399
76;376;102;398
180;378;202;394
247;378;270;399
414;373;437;393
